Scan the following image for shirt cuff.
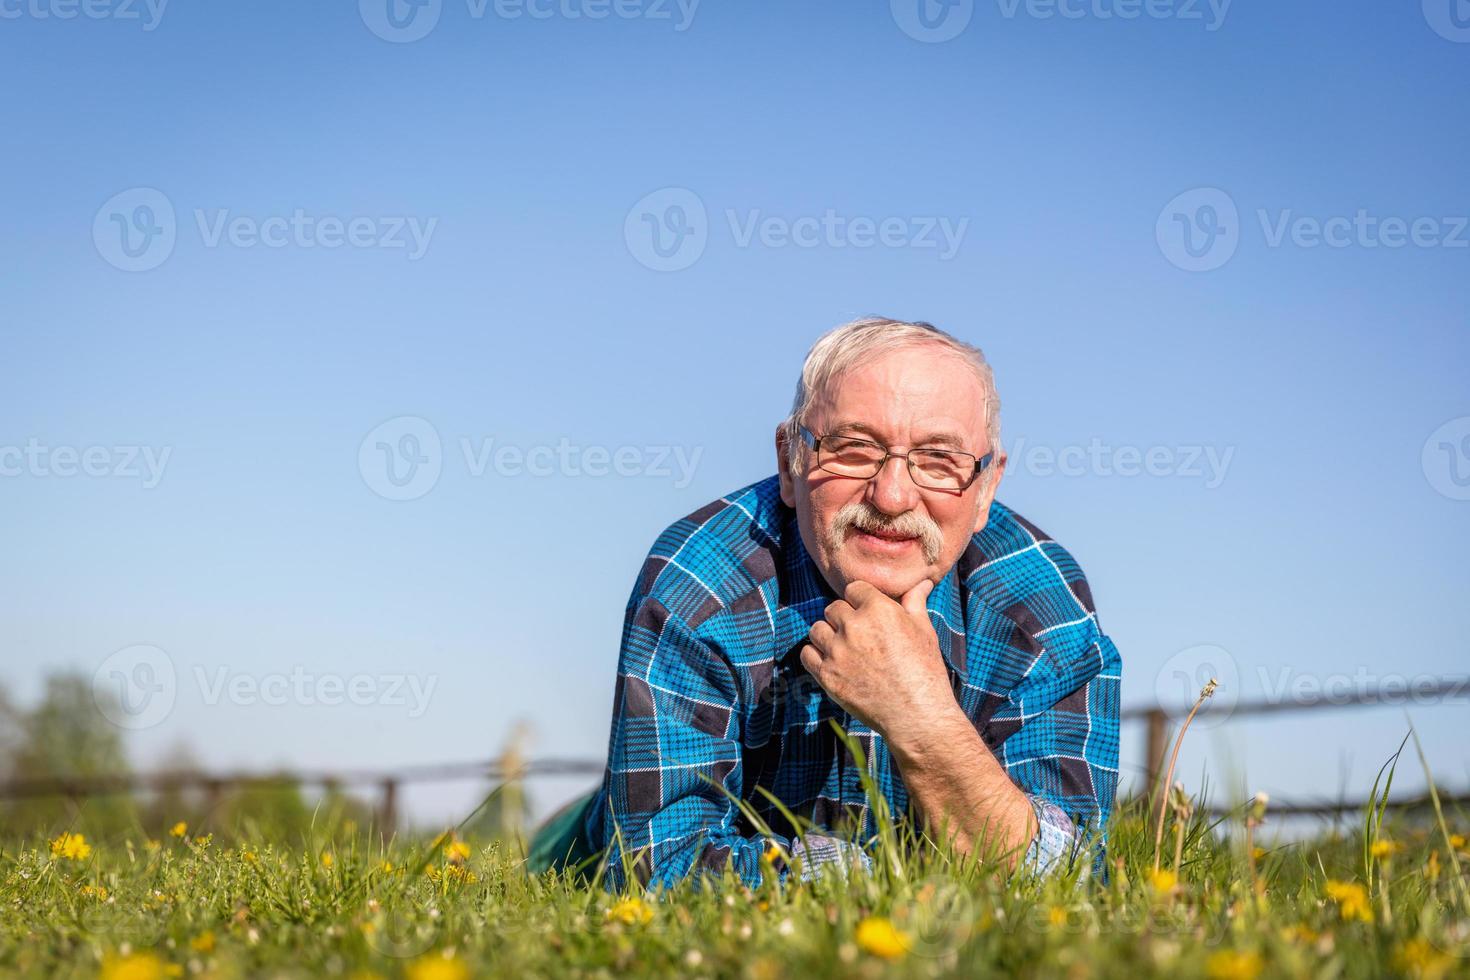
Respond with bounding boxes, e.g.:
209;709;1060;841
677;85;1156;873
1023;796;1080;874
789;834;873;881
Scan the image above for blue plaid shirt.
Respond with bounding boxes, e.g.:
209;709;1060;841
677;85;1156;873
585;476;1121;889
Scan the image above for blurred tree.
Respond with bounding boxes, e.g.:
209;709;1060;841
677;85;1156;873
3;673;138;839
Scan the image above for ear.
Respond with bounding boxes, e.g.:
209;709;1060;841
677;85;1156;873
775;423;797;507
972;451;1007;533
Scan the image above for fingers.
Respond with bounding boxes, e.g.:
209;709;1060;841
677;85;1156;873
808;619;835;653
799;644;823;677
843;580;881;606
822;599;852;627
901;578;935;617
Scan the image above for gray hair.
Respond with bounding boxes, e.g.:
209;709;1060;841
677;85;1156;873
782;317;1002;481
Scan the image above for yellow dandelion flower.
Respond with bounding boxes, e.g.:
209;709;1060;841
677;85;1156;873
1447;832;1465;850
444;840;471;864
855;916;910;960
241;850;258;864
1395;937;1452;979
100;952;169;980
1370;839;1401;859
405;953;469;980
189;932;215;954
426;864;476;884
169;822;187;838
49;833;92;861
380;860;395;873
1148;868;1178;896
1325;880;1373;923
1280;924;1318;944
1251;846;1267;862
321;852;334;869
79;884;109;900
1047;905;1068;927
607;896;655;926
1205;950;1263;980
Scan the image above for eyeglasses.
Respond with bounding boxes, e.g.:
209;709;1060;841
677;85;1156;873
798;425;993;491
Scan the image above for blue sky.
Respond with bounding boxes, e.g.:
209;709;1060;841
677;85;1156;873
2;0;1467;829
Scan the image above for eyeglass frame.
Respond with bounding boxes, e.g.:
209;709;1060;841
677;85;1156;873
797;424;994;491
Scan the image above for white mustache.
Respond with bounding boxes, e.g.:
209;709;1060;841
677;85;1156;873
827;503;943;564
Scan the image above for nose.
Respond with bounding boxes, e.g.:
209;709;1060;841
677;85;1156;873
865;454;921;516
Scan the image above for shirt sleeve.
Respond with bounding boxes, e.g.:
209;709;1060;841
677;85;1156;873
1000;616;1122;877
597;592;781;890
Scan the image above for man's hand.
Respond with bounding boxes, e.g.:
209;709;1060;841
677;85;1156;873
800;579;958;747
802;578;1039;866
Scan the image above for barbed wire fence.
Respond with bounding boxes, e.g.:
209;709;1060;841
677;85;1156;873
3;678;1466;832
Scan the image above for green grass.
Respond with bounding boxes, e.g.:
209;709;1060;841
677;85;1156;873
2;789;1468;980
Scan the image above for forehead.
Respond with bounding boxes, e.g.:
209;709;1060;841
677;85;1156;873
813;344;988;443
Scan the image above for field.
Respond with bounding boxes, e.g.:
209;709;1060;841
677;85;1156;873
3;783;1469;980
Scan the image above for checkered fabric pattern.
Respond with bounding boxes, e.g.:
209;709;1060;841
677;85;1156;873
584;475;1121;890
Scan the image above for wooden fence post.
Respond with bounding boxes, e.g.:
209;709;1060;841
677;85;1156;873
378;778;397;836
1144;708;1168;797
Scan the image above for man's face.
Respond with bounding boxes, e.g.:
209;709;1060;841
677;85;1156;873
776;344;1007;599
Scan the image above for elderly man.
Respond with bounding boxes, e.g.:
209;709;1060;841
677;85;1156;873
529;317;1120;888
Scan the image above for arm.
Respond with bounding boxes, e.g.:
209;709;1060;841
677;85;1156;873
803;580;1120;874
598;594;773;890
885;705;1038;868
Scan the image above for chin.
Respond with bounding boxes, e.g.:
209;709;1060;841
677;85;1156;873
837;560;928;599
